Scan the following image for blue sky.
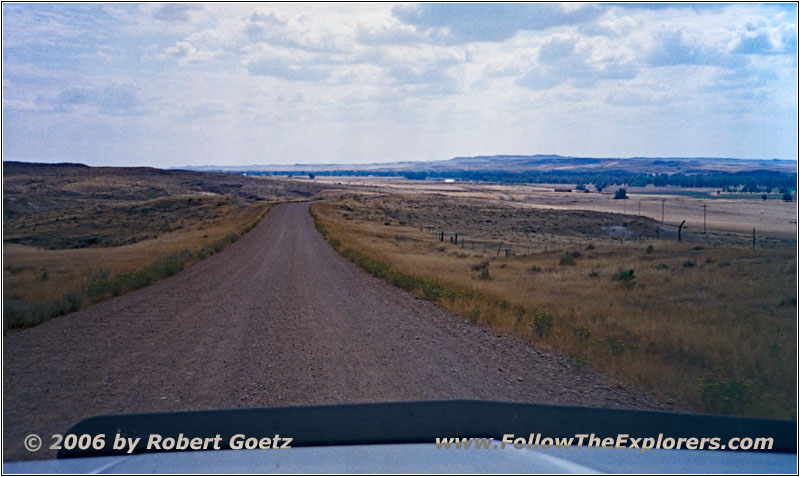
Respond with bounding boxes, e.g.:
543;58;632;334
2;2;797;167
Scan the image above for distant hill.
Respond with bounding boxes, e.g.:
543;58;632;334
2;161;330;219
176;154;797;175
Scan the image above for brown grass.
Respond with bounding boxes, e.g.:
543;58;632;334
3;198;271;330
312;197;797;419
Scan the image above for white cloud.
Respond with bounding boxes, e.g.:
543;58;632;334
160;41;218;64
2;3;796;166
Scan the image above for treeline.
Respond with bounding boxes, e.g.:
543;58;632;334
242;169;796;190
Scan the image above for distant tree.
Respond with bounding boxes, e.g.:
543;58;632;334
575;183;586;191
761;194;768;201
613;188;628;200
595;183;604;192
783;191;793;202
402;171;428;180
743;181;760;193
309;173;315;180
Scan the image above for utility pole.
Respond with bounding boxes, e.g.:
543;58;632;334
638;201;641;216
661;199;666;224
702;204;707;234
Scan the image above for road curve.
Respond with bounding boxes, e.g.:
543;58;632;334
3;202;662;460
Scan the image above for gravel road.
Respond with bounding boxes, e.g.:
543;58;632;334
3;202;664;461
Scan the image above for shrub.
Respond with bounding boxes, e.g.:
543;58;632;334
559;255;575;266
613;188;628;200
212;239;227;253
4;291;84;331
655;263;668;270
613;268;635;283
532;310;555;338
604;335;626;356
683;259;696;268
513;306;526;325
574;326;591;344
467;309;480;323
421;281;444;301
88;250;193;301
478;267;491;280
471;261;489;271
646;245;654;254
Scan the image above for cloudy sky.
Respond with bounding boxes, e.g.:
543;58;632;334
2;2;797;167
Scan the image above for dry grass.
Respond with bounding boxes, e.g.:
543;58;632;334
3;198;271;330
312;197;797;419
3;161;339;331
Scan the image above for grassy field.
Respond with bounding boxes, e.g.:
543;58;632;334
2;162;336;331
312;195;797;419
3;197;271;331
314;177;798;240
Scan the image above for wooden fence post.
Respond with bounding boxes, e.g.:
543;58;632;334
678;220;686;242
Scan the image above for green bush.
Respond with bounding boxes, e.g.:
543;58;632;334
604;335;626;356
4;291;84;331
646;245;654;254
87;250;193;301
559;255;575;266
574;326;592;344
532;310;555;338
422;281;444;301
613;269;635;283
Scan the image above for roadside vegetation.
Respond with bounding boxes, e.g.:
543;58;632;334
3;196;270;331
311;196;796;419
3;161;335;332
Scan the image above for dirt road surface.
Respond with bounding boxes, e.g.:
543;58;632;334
3;202;664;461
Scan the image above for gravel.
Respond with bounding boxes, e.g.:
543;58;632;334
3;202;666;461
